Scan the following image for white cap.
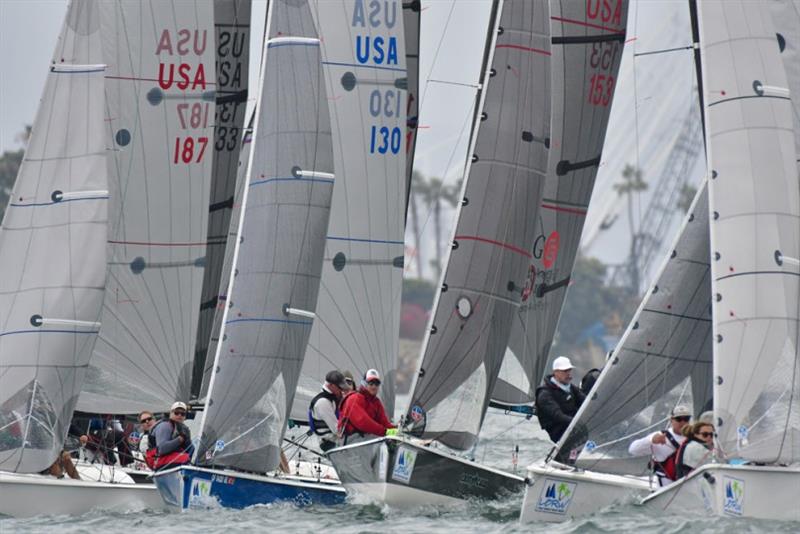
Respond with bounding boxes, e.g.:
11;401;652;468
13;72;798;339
552;356;574;371
671;405;692;418
170;401;188;412
364;368;381;383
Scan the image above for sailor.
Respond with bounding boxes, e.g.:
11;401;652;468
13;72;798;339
137;410;157;460
342;370;356;394
338;369;397;443
535;356;586;443
146;402;192;470
627;405;691;486
308;370;348;452
675;420;716;478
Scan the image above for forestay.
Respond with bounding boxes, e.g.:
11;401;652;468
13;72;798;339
292;0;406;421
195;0;335;472
78;1;215;414
0;0;107;473
553;184;713;474
192;0;252;399
402;0;421;214
495;0;629;406
700;0;800;464
406;0;551;451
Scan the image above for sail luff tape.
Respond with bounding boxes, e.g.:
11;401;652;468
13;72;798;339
38;318;101;329
284;307;316;319
267;37;320;46
296;170;334;180
51;64;106;73
59;190;109;201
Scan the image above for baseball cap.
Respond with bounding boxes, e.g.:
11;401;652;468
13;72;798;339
325;370;347;388
552;356;574;371
170;401;188;412
671;405;692;418
364;369;381;384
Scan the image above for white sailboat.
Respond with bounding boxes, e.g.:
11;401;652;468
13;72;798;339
327;0;552;505
152;0;345;509
0;0;161;518
521;0;800;522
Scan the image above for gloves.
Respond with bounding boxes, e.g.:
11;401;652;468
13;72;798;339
385;428;399;437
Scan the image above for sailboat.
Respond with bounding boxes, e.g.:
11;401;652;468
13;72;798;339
494;0;629;413
521;0;800;522
326;0;554;505
0;0;162;518
152;0;346;509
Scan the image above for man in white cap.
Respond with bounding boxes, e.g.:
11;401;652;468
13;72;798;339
628;404;692;486
338;369;396;443
535;356;586;443
146;401;193;470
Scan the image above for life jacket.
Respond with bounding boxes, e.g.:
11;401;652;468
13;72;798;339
649;430;681;482
308;389;338;436
144;420;191;471
674;437;710;478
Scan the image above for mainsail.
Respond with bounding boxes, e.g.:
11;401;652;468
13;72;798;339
194;0;335;472
553;184;713;474
291;0;407;421
495;0;629;406
406;0;551;451
0;0;107;473
699;0;800;464
768;0;800;179
192;0;252;399
77;1;216;414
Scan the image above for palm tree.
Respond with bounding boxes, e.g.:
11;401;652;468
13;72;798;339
408;170;426;277
613;164;647;291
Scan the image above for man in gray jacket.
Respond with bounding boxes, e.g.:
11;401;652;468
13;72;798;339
147;401;192;470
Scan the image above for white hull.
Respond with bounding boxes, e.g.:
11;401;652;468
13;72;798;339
519;461;653;523
640;463;800;521
346;482;461;507
0;471;163;518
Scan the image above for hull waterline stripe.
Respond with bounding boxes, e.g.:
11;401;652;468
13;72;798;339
454;235;532;258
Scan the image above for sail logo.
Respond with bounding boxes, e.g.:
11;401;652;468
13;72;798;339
723;476;744;516
391;447;417;484
536;478;576;515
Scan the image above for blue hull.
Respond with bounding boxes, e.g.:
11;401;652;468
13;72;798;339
153;465;346;509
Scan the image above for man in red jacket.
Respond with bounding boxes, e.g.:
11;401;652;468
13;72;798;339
338;369;397;442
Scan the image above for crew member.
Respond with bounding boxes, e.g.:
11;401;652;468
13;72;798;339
628;405;691;485
535;356;586;443
338;369;396;443
309;370;347;452
146;402;192;470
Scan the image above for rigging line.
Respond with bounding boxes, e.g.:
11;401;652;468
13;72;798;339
418;0;458;109
631;0;644;292
634;44;694;57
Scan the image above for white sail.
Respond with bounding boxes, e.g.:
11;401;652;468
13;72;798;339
496;0;629;406
699;0;800;464
192;0;252;398
77;1;216;414
768;0;800;179
553;183;713;474
292;0;407;420
406;0;551;451
0;0;107;473
194;0;335;472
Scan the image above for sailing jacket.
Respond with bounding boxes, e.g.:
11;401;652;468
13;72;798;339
338;387;395;437
535;375;586;443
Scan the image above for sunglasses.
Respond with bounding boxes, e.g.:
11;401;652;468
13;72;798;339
173;410;187;416
139;416;154;424
698;431;715;438
366;380;381;386
345;379;355;385
672;416;690;422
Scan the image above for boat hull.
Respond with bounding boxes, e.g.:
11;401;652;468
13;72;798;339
326;436;524;506
519;461;653;523
640;463;800;520
0;470;163;518
152;465;345;509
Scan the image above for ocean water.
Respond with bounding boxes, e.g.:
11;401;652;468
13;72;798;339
2;407;797;533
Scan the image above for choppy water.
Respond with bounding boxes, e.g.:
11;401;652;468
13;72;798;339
2;407;797;533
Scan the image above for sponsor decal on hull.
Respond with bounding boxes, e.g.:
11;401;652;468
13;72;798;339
391;447;417;484
723;476;744;517
536;478;576;515
189;478;212;507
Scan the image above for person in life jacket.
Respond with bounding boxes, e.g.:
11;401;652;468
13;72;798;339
627;405;692;485
145;401;192;471
308;370;348;452
675;420;716;478
535;356;587;443
137;410;157;462
338;369;397;443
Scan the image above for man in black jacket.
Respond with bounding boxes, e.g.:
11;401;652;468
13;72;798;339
536;356;586;443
